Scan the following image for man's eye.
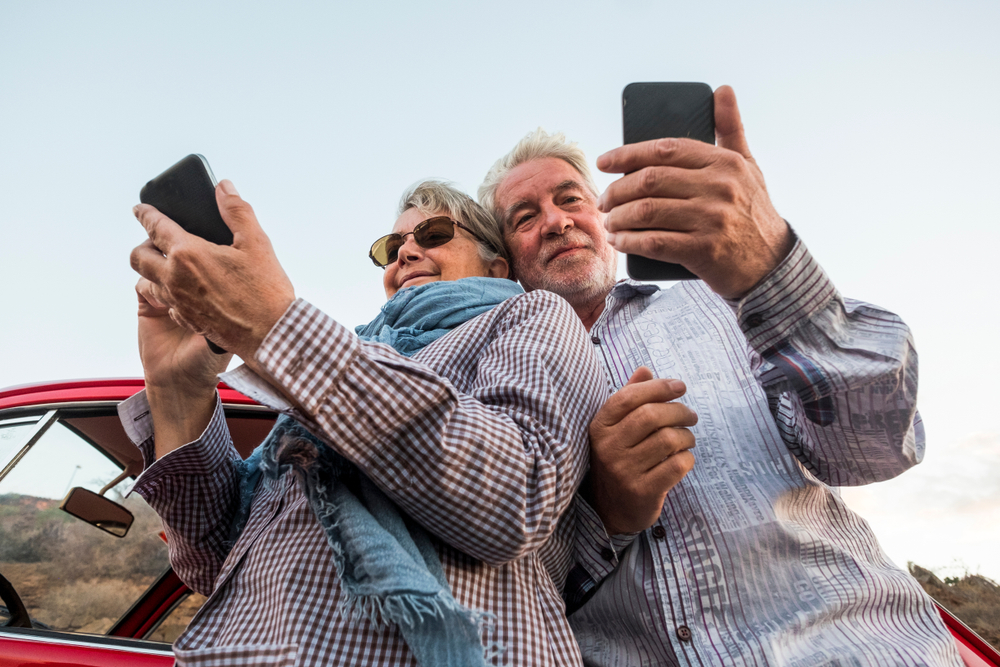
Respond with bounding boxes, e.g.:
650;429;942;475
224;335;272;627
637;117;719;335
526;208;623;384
563;196;580;205
515;214;533;228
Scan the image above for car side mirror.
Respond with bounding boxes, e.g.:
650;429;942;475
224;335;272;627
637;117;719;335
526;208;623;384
59;487;134;538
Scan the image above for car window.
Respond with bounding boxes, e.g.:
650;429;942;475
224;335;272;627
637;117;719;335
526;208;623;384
146;591;209;643
0;414;43;470
0;414;172;635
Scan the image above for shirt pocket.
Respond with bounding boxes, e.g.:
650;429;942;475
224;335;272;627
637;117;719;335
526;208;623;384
174;642;298;666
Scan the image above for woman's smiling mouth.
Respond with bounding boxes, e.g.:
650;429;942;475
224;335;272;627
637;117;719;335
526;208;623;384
399;271;436;288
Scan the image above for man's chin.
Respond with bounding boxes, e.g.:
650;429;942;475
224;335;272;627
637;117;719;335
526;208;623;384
516;248;616;300
548;247;591;263
533;265;613;300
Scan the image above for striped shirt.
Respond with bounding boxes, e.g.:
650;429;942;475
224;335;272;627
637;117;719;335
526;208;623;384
567;240;963;667
121;290;607;667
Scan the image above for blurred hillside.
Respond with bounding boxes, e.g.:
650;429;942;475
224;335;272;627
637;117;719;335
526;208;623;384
910;563;1000;651
0;492;169;633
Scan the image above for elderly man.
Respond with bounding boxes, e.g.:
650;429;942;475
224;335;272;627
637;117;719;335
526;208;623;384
479;86;962;666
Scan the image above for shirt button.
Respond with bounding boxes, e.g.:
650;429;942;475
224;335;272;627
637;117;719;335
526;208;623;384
651;525;666;539
600;547;615;562
745;313;765;328
591;335;601;345
676;625;692;642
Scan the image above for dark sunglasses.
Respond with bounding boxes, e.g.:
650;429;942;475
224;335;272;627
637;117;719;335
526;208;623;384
369;216;488;268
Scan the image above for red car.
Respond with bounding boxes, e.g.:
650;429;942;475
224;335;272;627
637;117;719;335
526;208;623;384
0;379;997;667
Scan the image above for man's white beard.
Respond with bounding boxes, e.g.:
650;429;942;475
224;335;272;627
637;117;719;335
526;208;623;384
515;250;618;309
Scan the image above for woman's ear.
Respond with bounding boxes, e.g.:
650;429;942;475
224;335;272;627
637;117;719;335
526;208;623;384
487;257;509;280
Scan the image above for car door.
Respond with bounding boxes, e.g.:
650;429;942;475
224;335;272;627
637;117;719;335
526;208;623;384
0;381;275;666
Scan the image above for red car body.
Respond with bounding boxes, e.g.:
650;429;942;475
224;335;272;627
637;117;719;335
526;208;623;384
0;379;997;666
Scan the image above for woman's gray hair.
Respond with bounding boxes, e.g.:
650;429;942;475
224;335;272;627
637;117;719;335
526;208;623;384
398;179;514;281
477;128;600;225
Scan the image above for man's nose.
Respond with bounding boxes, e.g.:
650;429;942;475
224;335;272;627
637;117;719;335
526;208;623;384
539;205;573;237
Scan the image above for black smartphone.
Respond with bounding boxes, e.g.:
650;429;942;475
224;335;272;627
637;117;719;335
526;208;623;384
622;82;715;281
140;154;233;245
140;154;231;353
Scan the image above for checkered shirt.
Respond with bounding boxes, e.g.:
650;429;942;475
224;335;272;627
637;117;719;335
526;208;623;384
121;290;607;667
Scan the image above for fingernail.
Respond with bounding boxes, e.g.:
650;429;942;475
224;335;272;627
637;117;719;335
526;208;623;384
669;379;686;393
606;232;616;246
597;193;606;211
132;205;140;218
220;179;239;196
596;152;610;170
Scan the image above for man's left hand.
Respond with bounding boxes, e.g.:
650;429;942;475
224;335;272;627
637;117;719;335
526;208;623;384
596;85;794;299
129;179;296;363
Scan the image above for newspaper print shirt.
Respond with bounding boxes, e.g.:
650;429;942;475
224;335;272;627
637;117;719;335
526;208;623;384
121;289;606;667
567;239;963;667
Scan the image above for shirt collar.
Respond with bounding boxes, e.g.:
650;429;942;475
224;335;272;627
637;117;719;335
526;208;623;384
609;279;661;300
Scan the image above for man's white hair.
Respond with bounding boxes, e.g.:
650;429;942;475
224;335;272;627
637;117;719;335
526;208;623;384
478;128;600;225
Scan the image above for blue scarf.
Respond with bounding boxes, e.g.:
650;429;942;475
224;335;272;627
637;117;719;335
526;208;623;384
232;277;523;667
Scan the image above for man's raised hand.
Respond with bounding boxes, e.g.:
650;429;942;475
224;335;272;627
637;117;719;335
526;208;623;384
597;85;794;299
587;367;697;536
130;179;296;363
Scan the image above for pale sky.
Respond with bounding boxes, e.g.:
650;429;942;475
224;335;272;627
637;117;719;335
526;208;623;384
1;1;998;580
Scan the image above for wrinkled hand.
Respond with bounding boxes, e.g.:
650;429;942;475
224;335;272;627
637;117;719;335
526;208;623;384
587;367;697;535
130;180;295;363
136;277;232;394
597;85;794;299
137;277;232;457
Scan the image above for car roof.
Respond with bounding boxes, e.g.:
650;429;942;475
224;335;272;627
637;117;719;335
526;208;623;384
0;378;260;412
0;378;274;467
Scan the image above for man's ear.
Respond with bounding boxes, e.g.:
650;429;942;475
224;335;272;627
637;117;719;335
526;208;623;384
487;257;510;280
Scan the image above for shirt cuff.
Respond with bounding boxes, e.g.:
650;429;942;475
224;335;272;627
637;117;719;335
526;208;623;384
573;494;640;583
725;235;839;353
118;390;155;459
220;365;296;415
250;298;359;417
125;392;234;495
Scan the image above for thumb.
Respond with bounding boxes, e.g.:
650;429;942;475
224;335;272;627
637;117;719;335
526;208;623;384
216;179;264;245
714;85;752;159
627;366;655;385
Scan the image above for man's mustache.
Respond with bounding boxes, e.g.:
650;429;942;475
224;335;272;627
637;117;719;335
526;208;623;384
542;232;595;263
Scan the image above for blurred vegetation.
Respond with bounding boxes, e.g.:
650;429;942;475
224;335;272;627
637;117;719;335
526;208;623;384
910;562;1000;651
0;492;173;634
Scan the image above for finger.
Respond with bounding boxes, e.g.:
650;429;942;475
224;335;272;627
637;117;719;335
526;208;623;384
168;307;200;334
215;180;265;247
598;377;689;427
137;285;169;317
646;450;696;492
135;278;169;310
133;204;189;255
626;366;655;386
618;402;699;442
603;195;706;235
628;426;696;472
605;229;696;267
130;238;170;284
598;166;706;213
714;85;752;159
596;137;716;176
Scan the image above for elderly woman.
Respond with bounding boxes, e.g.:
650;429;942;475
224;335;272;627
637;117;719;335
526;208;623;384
122;180;605;666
